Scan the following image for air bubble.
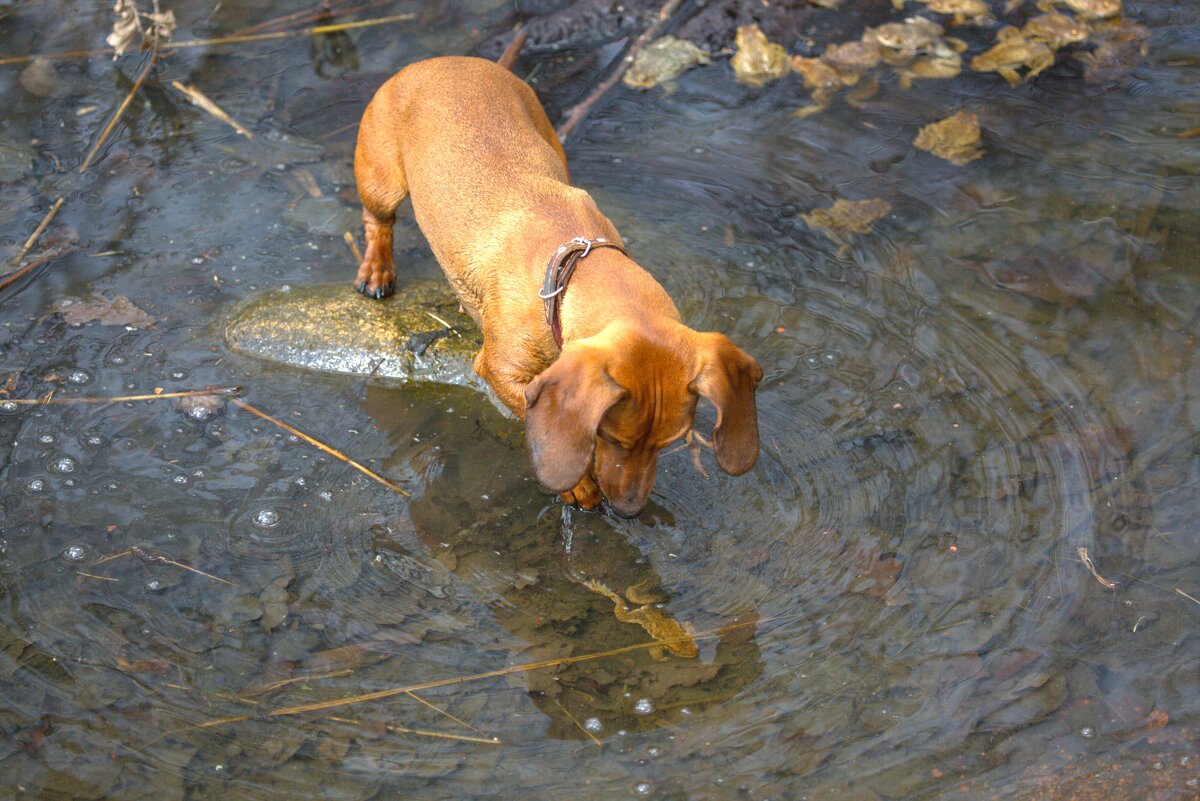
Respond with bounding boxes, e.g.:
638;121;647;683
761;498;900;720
52;457;77;473
60;544;88;562
253;509;281;528
170;369;189;380
38;433;56;445
583;717;603;733
26;478;46;492
0;401;17;413
633;698;655;715
146;579;166;592
1079;726;1095;738
172;475;189;486
67;370;91;385
635;783;652;796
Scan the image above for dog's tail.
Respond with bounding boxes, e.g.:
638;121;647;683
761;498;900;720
497;26;528;71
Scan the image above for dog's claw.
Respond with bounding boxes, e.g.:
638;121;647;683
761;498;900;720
355;279;395;299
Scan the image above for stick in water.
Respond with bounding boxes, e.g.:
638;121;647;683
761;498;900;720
170;81;253;138
230;399;411;497
10;197;65;267
79;50;159;172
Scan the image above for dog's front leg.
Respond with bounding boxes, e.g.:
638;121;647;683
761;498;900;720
560;474;601;510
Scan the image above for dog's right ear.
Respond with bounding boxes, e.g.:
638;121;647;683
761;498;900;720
523;346;626;494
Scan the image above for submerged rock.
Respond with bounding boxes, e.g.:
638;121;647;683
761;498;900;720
224;281;483;388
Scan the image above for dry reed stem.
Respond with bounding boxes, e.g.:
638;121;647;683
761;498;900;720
244;669;355;696
385;724;501;745
404;690;493;739
1176;587;1200;605
0;14;416;66
550;696;601;746
10;197;65;266
555;0;685;142
75;570;120;582
4;386;242;406
0;245;78;294
170;81;253;138
343;231;363;263
79;48;159;172
231;398;411;497
228;0;396;37
136;615;775;747
1077;547;1117;589
425;311;462;337
266;615;768;718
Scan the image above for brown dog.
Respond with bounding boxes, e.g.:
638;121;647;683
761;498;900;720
352;55;762;517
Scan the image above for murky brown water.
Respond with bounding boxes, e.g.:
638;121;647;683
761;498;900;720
1;1;1197;799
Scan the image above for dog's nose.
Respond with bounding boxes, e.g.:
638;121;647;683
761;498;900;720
607;494;647;519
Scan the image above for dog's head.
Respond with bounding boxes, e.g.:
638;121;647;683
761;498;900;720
523;322;762;517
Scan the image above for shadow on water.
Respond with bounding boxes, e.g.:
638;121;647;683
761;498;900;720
0;1;1198;800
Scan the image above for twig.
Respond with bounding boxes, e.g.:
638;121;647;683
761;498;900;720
385;724;501;745
404;690;493;739
555;0;685;142
130;544;233;585
1176;587;1200;606
0;245;78;295
79;48;159;172
1077;547;1117;590
425;311;461;337
10;197;65;266
76;571;120;582
228;0;396;37
550;696;601;746
230;399;411;497
0;14;416;66
265;615;770;718
3;386;243;406
343;231;363;263
243;669;355;696
170;81;253;138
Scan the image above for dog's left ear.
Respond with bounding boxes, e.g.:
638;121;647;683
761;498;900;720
523;345;627;494
691;333;763;476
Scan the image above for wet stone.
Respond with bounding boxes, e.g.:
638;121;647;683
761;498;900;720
223;281;483;388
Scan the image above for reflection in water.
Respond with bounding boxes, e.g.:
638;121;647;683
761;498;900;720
362;384;764;740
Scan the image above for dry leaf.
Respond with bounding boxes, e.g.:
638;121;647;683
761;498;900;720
59;294;155;327
144;6;176;48
107;0;142;59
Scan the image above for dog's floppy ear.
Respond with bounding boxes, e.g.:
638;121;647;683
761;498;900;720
523;345;626;493
691;333;763;476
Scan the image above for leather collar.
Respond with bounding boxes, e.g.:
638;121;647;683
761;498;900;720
539;236;627;349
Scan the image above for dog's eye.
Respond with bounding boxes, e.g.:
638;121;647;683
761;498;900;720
597;431;631;450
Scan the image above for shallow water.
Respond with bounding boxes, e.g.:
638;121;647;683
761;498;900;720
1;1;1198;800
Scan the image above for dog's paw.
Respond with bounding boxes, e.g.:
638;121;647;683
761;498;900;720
354;258;396;299
561;474;602;510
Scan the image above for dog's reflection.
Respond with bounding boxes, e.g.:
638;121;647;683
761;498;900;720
362;382;763;739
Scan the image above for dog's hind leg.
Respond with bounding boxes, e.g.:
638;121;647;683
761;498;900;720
353;102;408;299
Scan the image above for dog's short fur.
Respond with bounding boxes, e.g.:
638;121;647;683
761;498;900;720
353;56;762;516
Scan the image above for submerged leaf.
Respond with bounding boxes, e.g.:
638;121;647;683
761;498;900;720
59;294;155;327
